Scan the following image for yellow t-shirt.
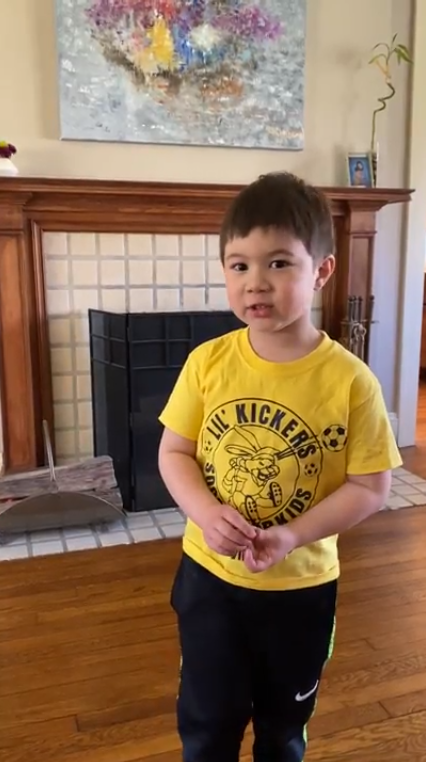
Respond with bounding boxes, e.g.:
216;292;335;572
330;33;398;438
159;329;402;591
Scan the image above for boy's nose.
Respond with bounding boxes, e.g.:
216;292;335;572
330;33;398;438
246;280;271;293
245;268;271;292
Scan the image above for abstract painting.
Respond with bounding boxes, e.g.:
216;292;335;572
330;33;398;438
56;0;306;149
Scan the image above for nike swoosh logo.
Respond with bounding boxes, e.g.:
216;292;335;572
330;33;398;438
295;680;319;702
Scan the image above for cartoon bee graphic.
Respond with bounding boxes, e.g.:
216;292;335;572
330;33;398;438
219;425;321;523
220;427;282;521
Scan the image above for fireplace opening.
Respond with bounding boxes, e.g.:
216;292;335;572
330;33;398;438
89;309;243;512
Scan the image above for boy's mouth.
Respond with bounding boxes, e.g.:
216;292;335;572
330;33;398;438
247;304;273;318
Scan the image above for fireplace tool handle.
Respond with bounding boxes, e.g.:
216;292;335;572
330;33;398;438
42;419;58;492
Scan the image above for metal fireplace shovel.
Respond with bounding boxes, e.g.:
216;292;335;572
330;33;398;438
0;421;124;534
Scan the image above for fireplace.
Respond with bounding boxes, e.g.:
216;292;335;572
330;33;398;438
89;308;242;511
0;177;413;476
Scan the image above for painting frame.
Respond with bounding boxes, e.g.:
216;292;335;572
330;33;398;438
55;0;306;151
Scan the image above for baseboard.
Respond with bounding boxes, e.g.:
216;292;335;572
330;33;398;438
388;412;399;440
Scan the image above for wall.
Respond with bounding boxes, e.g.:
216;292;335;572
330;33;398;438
0;0;414;451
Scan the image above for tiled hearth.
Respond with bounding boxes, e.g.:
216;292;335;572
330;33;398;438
44;231;323;463
0;467;424;562
0;508;185;561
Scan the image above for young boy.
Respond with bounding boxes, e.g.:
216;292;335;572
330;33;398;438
158;172;401;762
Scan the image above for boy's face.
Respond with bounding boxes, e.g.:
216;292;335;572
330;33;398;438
222;227;334;334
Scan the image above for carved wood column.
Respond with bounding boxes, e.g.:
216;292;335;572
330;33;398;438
0;193;41;470
322;200;396;363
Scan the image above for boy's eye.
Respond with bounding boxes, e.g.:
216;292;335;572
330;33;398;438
231;262;248;272
228;260;290;272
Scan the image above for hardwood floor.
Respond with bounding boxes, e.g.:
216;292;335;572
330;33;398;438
1;391;426;761
1;504;426;761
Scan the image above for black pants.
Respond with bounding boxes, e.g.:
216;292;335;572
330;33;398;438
171;554;337;762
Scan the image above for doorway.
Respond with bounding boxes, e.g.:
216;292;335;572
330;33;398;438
417;270;426;445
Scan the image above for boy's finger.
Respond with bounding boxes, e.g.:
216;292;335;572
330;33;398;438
222;506;257;539
244;548;265;573
219;520;253;547
212;531;242;557
246;544;275;572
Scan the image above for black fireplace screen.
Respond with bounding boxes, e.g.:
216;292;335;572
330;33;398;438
89;309;242;511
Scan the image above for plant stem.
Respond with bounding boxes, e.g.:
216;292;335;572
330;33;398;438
371;81;396;152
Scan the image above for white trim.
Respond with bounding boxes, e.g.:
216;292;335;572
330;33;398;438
396;0;426;447
388;412;399;440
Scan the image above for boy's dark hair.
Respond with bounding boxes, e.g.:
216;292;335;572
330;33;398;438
219;172;334;262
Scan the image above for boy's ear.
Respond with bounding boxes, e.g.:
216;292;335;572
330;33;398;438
314;255;335;291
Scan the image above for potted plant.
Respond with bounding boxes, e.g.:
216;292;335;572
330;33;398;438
0;141;18;176
369;34;412;184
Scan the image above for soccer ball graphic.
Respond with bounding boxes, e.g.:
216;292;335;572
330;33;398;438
321;425;348;453
304;462;320;477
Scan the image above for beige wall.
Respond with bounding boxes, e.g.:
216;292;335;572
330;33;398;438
0;0;414;449
0;0;411;186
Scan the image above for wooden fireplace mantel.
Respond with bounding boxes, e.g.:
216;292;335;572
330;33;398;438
0;176;413;473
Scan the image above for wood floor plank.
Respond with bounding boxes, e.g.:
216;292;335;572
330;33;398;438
0;667;177;727
335;609;426;645
0;713;180;762
305;710;426;762
0;622;177;669
0;640;179;697
326;636;426;679
382;688;426;718
308;702;390;738
77;697;177;733
0;716;78;749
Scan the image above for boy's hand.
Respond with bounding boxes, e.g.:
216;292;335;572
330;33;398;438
243;526;297;573
202;504;257;557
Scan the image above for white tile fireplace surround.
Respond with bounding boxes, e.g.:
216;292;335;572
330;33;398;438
44;231;323;463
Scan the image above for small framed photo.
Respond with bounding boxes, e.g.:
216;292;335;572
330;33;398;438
346;153;374;188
